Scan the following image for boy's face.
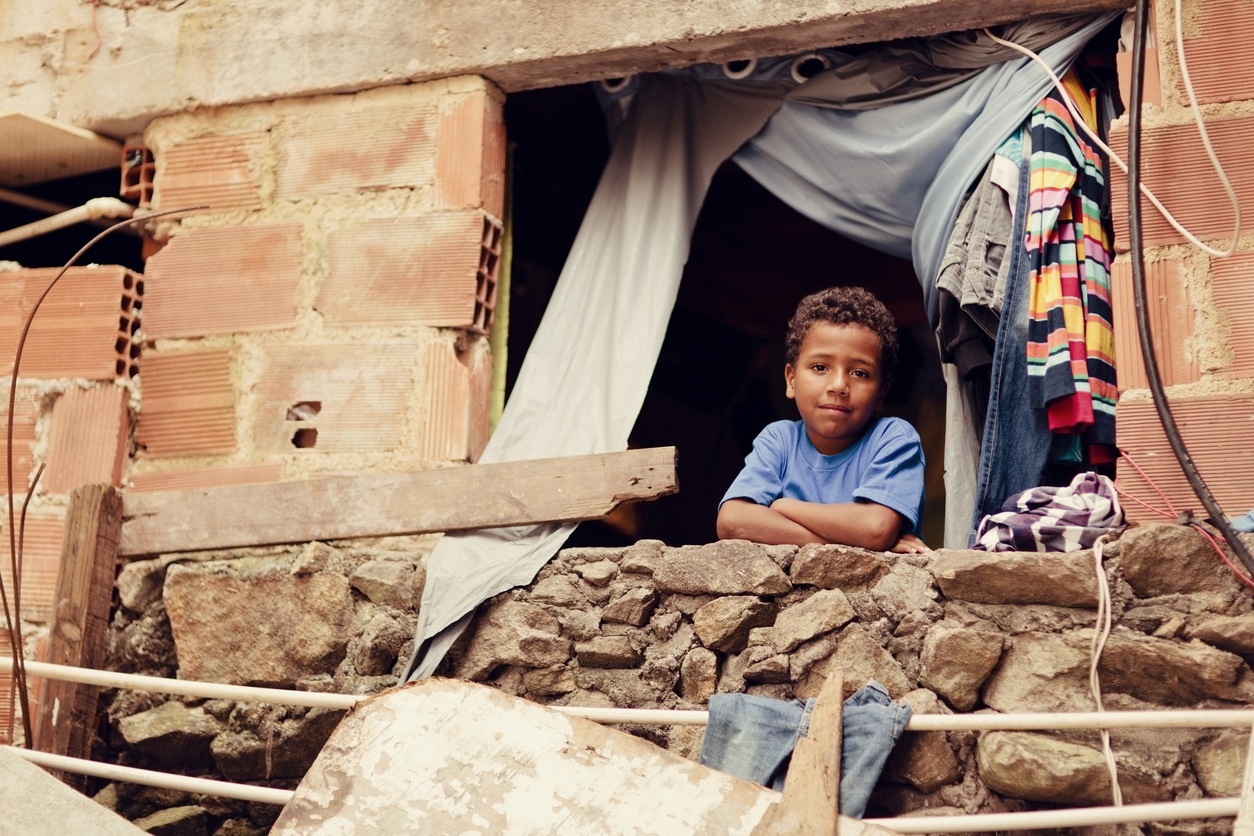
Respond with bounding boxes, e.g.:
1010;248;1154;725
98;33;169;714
784;321;887;456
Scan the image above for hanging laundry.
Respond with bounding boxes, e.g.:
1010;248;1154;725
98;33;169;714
1024;70;1118;460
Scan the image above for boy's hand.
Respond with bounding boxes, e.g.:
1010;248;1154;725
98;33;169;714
890;533;931;554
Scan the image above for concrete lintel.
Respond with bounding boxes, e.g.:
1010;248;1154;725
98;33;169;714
23;0;1128;137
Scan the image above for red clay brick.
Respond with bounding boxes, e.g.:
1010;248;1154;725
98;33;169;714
1171;0;1254;106
275;104;436;200
129;463;282;492
155;132;266;212
1211;250;1254;380
134;349;236;458
0;630;45;745
1109;115;1253;250
0;513;66;623
142;224;302;339
254;343;413;453
319;210;498;328
1110;258;1198;391
1116;395;1254;523
417;340;471;461
0;266;139;380
42;385;130;495
467;342;492;463
0;387;41;496
436;89;507;218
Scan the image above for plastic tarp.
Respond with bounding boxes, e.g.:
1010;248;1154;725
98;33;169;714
402;11;1119;679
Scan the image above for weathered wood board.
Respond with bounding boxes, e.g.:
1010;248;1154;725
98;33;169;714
272;679;896;835
119;447;678;556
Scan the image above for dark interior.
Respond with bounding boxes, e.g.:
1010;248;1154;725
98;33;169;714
506;82;946;548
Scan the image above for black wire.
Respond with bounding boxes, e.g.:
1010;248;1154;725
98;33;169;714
1126;0;1254;578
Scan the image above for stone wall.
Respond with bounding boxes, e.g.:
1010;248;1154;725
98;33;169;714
100;523;1254;833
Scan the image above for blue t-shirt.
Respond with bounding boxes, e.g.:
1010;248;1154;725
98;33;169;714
719;417;926;535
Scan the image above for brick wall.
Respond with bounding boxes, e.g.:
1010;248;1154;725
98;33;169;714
1108;0;1254;523
132;76;505;488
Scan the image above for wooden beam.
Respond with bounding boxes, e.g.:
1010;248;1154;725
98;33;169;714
119;446;678;557
35;485;122;788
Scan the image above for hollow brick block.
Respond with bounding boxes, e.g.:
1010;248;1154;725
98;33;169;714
1210;250;1254;380
319;210;501;329
0;266;140;380
1110;258;1197;391
275;103;436;200
1116;395;1254;524
436;87;507;218
0;513;66;624
153;132;265;212
1171;0;1254;106
417;340;472;462
129;463;283;493
42;384;130;495
1109;116;1253;250
0;386;41;496
142;223;302;339
254;343;414;454
134;349;236;458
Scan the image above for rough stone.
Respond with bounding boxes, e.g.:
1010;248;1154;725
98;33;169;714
290;541;344;576
117;555;180;614
523;665;577;697
983;630;1254;713
930;550;1099;607
944;600;1098;635
744;649;790;684
164;566;352;687
115;702;221;769
620;540;664;575
870;560;942;622
132;805;207;836
353;611;409;676
693;596;776;654
680;647;718;704
653;541;790;595
883;689;961;793
602;587;658;627
558;609;602;641
763;544;798;572
920;626;1004;711
1119;524;1247;599
790;544;890;589
1193;730;1249;798
349;560;415;609
575;560;619;587
662;593;717;615
575;636;642;668
528;574;587;607
770;588;856;653
977;731;1169;806
453;599;572;679
1186;613;1254;657
574;668;663;708
795;624;910;699
107;601;179;677
211;708;344;782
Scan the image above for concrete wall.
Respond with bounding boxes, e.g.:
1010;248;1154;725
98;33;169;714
4;0;1128;137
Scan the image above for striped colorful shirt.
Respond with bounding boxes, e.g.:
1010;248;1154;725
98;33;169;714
1024;70;1117;447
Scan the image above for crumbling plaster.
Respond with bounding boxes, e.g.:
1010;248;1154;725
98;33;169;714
4;0;1129;138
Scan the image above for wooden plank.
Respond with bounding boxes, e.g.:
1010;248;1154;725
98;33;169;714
34;485;122;788
120;446;678;556
753;669;843;835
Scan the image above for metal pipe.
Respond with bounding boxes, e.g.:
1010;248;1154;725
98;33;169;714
865;798;1240;833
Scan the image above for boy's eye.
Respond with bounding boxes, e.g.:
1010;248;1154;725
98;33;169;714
851;369;869;378
811;364;828;373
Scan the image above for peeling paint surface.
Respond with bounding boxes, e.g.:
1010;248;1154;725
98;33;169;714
271;678;778;835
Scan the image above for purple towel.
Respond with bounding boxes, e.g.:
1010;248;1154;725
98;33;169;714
974;471;1125;552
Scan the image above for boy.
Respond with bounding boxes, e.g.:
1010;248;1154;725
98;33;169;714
716;286;928;553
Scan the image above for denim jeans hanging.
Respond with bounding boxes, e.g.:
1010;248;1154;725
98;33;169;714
698;681;912;819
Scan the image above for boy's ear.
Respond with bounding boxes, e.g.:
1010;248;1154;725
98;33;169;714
784;364;797;399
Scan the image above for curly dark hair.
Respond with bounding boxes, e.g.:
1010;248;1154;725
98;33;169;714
784;286;898;386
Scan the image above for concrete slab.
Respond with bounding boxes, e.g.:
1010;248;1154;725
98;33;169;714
271;678;898;834
0;747;144;835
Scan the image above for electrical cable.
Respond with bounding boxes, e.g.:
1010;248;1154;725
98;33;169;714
1124;0;1254;579
1089;535;1123;807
